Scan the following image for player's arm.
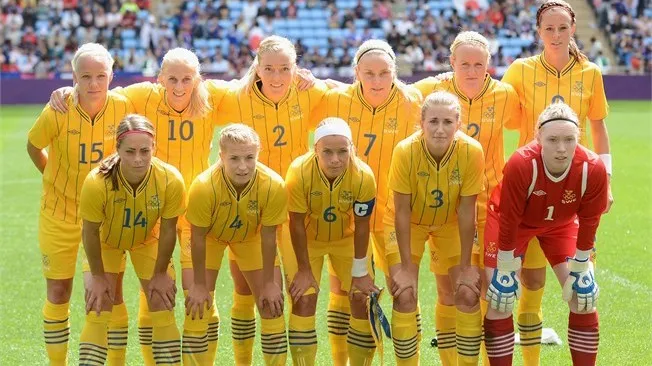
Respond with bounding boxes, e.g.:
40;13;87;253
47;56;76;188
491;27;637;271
497;154;531;252
288;211;319;302
27;141;47;174
259;224;284;317
458;195;477;268
82;219;114;315
576;162;609;252
148;216;178;310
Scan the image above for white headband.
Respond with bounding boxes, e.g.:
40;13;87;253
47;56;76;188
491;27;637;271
314;122;353;144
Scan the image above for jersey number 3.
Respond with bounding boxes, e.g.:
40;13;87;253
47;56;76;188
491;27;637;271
429;189;444;208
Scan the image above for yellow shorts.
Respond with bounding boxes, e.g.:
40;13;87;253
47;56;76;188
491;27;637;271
522;237;547;269
380;222;461;276
38;212;82;279
207;236;268;272
177;215;193;269
89;238;165;280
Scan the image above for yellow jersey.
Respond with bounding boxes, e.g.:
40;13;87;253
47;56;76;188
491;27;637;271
186;162;288;243
28;92;134;224
384;130;485;227
285;152;377;242
116;80;230;187
413;74;522;220
502;53;609;147
312;82;423;232
215;81;329;177
79;157;186;250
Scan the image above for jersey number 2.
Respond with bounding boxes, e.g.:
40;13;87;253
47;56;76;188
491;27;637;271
273;125;287;146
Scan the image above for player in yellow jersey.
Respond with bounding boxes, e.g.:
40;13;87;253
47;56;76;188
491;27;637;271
281;118;378;366
214;35;330;364
413;31;522;365
78;115;185;365
384;92;485;366
500;2;613;364
26;43;133;366
183;124;288;366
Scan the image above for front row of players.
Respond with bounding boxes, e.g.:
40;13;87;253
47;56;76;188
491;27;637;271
76;94;607;366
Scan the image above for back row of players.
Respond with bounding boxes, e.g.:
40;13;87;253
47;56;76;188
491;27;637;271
30;1;611;365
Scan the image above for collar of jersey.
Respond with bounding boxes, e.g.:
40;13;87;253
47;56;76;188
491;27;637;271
419;131;458;170
539;51;577;77
540;151;573;183
354;82;398;112
161;87;188;117
252;79;292;107
220;165;257;200
74;96;110;125
118;163;154;197
451;73;492;103
314;155;347;189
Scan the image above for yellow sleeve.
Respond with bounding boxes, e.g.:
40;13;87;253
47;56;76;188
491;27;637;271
411;76;437;97
114;82;156;108
387;143;412;195
27;105;57;149
261;180;288;226
285;161;308;214
461;141;485;196
162;167;186;219
185;176;213;228
214;89;239;127
308;89;332;129
205;79;233;123
79;173;106;223
587;67;609;120
503;84;523;130
501;61;524;103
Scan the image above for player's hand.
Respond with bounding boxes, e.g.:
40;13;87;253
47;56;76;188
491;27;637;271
486;250;521;313
324;78;348;89
562;257;599;312
351;274;379;298
147;272;177;311
295;68;316;91
86;274;114;316
259;281;284;318
289;269;319;303
390;264;417;299
604;184;614;213
49;87;74;113
433;71;454;82
185;283;213;320
456;265;481;296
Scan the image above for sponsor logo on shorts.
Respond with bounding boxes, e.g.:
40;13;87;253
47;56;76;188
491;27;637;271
532;190;546;196
562;190;576;204
42;254;50;270
485;241;498;261
430;250;439;264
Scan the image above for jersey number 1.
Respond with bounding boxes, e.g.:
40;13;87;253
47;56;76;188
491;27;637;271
544;206;554;221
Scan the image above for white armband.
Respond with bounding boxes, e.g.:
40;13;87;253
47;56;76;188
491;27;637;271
574;249;592;261
352;257;368;277
599;154;612;176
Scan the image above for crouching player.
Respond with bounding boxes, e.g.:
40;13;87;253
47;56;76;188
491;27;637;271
79;114;184;365
184;123;288;366
282;118;379;365
483;102;609;366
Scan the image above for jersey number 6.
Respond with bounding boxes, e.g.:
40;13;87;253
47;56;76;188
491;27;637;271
323;206;337;222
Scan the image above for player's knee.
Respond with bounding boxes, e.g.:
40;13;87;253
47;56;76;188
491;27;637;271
47;280;73;303
436;287;455;306
521;268;546;290
349;292;367;318
455;286;479;309
292;294;317;316
393;290;418;313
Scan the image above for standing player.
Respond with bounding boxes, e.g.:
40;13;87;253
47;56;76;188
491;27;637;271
27;43;133;366
183;124;288;366
384;91;485;365
483;102;608;366
283;118;378;366
214;35;329;365
313;40;424;363
79;115;185;365
501;1;612;363
412;31;522;365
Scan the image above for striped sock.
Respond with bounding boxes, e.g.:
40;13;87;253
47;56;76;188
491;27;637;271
479;298;490;366
206;292;219;363
79;311;110;365
568;312;599;366
182;291;209;366
150;310;181;365
435;303;457;365
391;309;419;365
261;316;287;366
231;293;256;365
484;316;514;366
137;290;155;366
456;309;482;365
107;302;128;365
347;317;376;366
327;293;351;365
43;300;70;366
517;287;544;366
288;314;317;366
416;301;422;341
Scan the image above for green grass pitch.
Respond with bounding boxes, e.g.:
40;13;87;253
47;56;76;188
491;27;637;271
1;101;650;365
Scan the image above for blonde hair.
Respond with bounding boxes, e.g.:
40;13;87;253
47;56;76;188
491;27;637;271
450;31;491;62
352;39;418;104
242;36;297;94
71;43;114;105
421;91;462;122
99;114;155;191
158;48;211;119
219;123;261;153
314;117;360;172
536;101;580;132
536;0;587;61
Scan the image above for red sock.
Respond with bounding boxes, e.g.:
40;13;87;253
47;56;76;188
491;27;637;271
568;312;599;366
483;315;514;366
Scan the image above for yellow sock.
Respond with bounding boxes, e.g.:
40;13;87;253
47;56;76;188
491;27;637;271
151;310;181;366
43;300;70;366
182;290;209;366
137;290;155;366
391;309;419;365
518;287;544;366
288;314;317;366
261;316;287;366
456;309;482;366
327;293;350;365
347;317;376;365
231;292;256;365
416;301;423;342
479;298;490;366
435;303;457;366
107;302;128;365
207;291;219;363
79;311;111;365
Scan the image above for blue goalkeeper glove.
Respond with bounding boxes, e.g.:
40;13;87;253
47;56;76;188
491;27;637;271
562;249;599;311
486;250;522;313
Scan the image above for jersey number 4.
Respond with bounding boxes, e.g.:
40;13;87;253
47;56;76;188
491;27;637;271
123;208;147;228
230;215;243;229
